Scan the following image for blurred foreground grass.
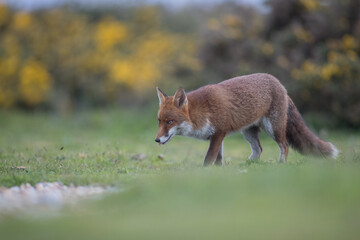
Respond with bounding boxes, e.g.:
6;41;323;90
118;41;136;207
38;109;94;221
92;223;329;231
0;109;359;239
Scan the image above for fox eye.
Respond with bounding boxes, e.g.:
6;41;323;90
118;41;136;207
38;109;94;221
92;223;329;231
167;120;173;125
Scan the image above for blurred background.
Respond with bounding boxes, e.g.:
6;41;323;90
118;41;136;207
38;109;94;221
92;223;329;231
0;0;359;128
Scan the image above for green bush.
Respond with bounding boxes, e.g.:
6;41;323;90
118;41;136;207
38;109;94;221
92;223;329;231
198;0;360;127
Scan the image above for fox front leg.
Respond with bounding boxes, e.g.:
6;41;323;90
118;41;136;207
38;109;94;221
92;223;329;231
204;134;225;166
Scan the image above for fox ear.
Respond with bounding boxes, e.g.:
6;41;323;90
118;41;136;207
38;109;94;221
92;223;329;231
156;87;167;105
173;87;188;108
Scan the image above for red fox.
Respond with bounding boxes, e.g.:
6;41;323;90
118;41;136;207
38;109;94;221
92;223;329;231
155;73;338;166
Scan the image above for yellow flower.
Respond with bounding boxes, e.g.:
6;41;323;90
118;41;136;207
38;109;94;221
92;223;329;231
0;4;9;27
95;19;128;50
110;59;161;90
19;60;51;105
342;34;357;50
321;63;340;80
13;12;33;31
0;56;19;76
110;60;134;85
302;60;317;73
294;26;314;43
135;32;176;58
327;51;339;62
261;43;274;56
346;50;358;61
3;34;20;55
300;0;321;11
0;88;15;108
223;14;239;28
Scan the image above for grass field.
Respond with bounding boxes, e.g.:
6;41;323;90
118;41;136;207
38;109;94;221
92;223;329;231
0;108;360;239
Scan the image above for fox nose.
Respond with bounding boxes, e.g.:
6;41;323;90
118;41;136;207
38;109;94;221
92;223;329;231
155;138;160;143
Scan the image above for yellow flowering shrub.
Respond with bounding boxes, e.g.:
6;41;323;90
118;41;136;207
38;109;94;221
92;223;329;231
294;26;314;43
19;60;51;106
0;88;15;108
0;5;201;108
95;19;128;50
261;43;274;56
0;4;10;27
321;63;340;80
342;34;357;50
111;59;161;89
0;56;19;77
300;0;321;11
13;12;33;31
109;32;178;89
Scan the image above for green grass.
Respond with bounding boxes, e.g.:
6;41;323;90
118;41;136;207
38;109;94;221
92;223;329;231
0;108;360;239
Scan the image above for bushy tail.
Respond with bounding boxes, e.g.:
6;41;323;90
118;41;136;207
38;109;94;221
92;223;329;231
286;97;338;158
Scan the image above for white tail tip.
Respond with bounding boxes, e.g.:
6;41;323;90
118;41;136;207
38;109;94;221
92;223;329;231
330;143;339;159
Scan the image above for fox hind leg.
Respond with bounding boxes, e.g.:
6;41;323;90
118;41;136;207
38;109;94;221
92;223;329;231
242;126;262;159
276;141;288;163
214;142;223;166
262;117;288;163
273;129;289;163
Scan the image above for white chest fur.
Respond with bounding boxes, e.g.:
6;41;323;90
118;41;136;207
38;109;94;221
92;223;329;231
177;119;215;140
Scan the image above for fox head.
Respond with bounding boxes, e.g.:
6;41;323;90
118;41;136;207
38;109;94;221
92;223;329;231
155;87;190;144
